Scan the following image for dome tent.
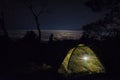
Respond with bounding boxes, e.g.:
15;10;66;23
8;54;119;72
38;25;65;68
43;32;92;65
58;44;105;76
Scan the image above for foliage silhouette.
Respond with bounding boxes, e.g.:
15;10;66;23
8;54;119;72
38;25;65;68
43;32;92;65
82;0;120;41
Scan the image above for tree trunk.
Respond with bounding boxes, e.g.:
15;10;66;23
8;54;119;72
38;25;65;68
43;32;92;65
35;16;41;42
1;11;8;37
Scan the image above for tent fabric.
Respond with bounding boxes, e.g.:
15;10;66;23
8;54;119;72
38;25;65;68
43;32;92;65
58;44;105;75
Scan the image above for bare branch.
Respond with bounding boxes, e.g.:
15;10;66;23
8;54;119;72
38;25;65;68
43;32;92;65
29;5;36;17
24;0;48;17
24;0;36;16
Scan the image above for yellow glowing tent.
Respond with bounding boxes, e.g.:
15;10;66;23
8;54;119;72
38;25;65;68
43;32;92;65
58;44;105;75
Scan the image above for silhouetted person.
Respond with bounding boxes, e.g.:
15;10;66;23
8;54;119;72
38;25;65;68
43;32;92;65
48;33;54;43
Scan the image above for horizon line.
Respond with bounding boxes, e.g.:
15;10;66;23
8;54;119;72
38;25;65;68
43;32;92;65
8;29;82;31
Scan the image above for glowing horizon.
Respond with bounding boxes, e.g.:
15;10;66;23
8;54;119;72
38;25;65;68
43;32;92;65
8;29;83;41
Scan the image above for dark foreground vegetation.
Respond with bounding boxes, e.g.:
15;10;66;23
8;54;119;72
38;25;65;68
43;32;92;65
0;30;120;80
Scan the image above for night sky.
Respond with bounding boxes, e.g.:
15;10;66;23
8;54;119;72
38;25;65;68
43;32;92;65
0;0;106;30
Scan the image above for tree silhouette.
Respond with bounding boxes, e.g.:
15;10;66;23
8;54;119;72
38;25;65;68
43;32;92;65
85;0;120;12
82;0;120;40
82;20;107;40
24;0;48;42
0;9;8;37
